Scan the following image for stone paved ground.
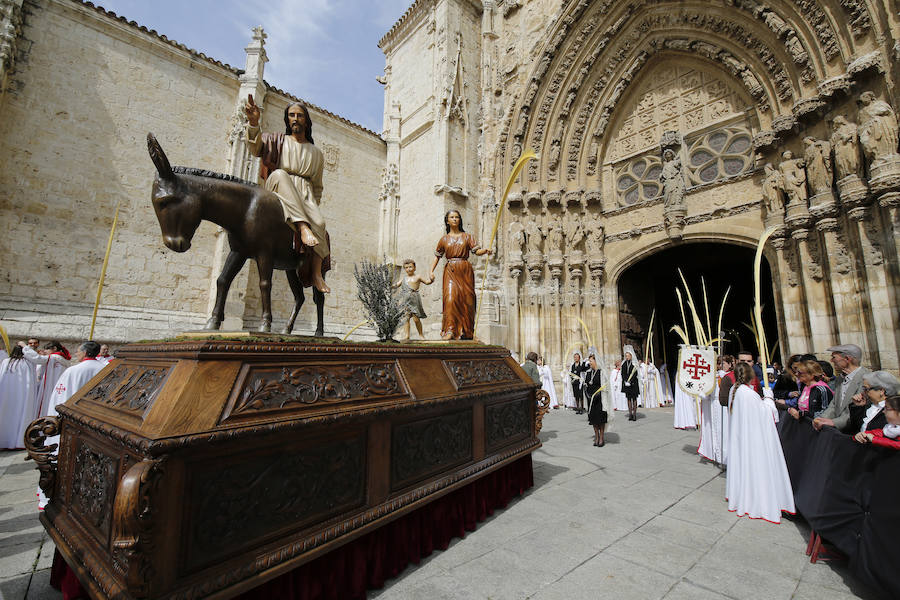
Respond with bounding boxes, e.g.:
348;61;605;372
0;408;885;600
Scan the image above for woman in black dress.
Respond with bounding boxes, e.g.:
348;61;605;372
585;355;608;446
620;350;640;421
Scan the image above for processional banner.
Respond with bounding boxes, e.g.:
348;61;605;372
677;345;716;396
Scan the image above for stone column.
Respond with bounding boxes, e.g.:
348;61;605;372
544;263;562;368
815;217;872;363
599;282;619;368
506;264;523;358
209;27;268;329
379;102;401;264
790;228;837;352
770;235;810;356
848;206;899;370
521;280;542;360
0;0;24;102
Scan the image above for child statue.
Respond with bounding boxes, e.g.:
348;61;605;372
394;259;434;340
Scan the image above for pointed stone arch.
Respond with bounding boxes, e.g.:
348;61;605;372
496;0;888;182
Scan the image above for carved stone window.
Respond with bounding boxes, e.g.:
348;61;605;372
684;126;753;185
606;62;754;164
614;155;662;205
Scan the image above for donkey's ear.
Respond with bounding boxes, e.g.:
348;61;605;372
147;133;174;180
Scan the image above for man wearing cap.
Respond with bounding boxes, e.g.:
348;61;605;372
813;344;870;433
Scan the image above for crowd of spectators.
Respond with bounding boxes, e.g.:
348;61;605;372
768;343;899;449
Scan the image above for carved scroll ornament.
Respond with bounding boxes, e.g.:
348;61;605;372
112;458;166;596
24;416;60;500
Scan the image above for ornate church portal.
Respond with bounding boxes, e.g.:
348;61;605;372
379;1;900;375
617;242;778;375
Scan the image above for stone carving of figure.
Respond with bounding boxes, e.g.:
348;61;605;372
779;150;808;205
565;212;586;249
544;214;564;254
660;149;685;210
585;215;605;257
802;137;833;196
762;9;791;38
762;163;785;213
548;141;561;172
857;91;900;167
524;215;543;255
830;116;862;180
508;218;525;256
785;36;807;63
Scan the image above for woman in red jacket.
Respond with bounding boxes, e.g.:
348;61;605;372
854;395;900;450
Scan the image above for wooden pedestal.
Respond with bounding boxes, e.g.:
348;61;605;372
26;338;544;599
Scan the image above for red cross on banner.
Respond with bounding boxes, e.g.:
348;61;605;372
55;383;66;394
683;353;711;379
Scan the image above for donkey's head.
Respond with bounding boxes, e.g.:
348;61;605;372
147;133;201;252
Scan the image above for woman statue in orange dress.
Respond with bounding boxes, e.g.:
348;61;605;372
428;210;492;340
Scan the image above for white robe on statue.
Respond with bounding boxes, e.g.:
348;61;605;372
560;367;577;409
609;368;627;411
538;365;559;409
674;383;699;429
37;358;107;509
22;346;68;417
0;358;39;449
726;384;795;523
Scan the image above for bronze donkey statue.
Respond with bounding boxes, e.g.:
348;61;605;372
147;133;327;335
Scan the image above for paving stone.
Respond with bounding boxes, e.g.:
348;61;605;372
24;569;53;600
661;580;732;600
0;573;31;600
2;407;882;600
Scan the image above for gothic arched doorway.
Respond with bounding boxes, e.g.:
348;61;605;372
616;241;779;375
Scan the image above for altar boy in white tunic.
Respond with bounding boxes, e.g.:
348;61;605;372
37;341;107;509
21;341;69;417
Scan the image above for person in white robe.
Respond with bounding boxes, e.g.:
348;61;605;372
37;341;107;509
609;360;628;412
658;363;675;405
642;361;661;409
560;363;577;409
0;347;39;449
537;356;559;409
21;341;69;417
726;363;794;523
96;344;116;366
699;357;733;465
674;382;699;429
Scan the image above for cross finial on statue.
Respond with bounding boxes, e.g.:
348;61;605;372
252;26;267;44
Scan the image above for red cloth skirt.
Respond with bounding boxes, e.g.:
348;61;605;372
51;455;534;600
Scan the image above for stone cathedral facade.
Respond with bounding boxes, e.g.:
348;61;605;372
1;0;899;375
379;0;900;372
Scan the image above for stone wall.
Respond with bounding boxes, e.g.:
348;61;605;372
0;0;385;344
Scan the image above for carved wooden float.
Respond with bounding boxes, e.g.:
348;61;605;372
26;338;547;599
